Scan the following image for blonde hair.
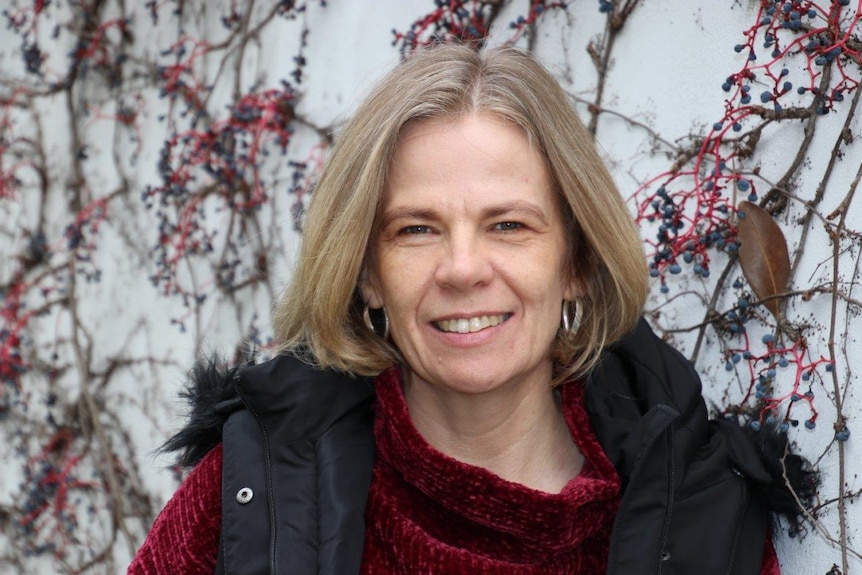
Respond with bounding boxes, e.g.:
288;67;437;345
273;44;647;382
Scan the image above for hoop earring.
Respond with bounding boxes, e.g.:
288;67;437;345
363;305;390;340
561;300;580;334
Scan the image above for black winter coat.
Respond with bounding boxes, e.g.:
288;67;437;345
170;319;813;575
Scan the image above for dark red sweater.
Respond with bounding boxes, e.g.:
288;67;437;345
360;368;620;573
128;374;782;574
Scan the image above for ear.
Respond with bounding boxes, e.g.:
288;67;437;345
359;267;385;309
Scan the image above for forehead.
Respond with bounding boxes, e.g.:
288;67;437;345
394;113;533;156
384;114;552;206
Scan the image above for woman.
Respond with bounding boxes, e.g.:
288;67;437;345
129;44;812;574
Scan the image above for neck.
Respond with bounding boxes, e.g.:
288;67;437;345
403;370;583;493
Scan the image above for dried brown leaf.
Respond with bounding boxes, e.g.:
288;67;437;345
736;200;791;320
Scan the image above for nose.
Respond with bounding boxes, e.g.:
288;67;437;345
434;232;494;290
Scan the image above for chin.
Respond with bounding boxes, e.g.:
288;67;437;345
421;364;533;396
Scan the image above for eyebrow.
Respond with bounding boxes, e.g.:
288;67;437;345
482;200;550;225
380;200;551;228
379;208;438;229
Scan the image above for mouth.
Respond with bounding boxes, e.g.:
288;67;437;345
433;314;511;334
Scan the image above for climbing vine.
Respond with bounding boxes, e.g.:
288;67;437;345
620;3;862;571
0;0;860;573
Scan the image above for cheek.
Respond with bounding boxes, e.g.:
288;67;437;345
523;269;568;328
525;252;568;299
376;258;424;319
380;243;433;286
371;248;399;300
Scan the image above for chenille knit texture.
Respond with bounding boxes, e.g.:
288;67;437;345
127;371;782;574
128;443;221;574
360;368;621;574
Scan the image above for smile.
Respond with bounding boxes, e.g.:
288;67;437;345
434;314;510;334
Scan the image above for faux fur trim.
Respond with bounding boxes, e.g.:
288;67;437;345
748;422;819;533
160;358;241;469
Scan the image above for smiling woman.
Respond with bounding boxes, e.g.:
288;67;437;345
276;44;649;387
129;44;813;575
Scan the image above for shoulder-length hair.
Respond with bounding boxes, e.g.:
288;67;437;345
273;43;648;383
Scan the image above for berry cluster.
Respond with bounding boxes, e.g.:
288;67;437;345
3;2;49;75
69;16;130;86
139;0;324;322
726;329;834;434
155;36;211;113
392;0;568;55
0;279;30;400
143;85;299;304
637;0;861;285
730;0;860;116
1;190;112;418
636;0;861;437
17;428;97;559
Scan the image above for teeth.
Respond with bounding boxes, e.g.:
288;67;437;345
436;314;506;334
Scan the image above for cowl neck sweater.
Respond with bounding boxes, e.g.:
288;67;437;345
360;368;621;574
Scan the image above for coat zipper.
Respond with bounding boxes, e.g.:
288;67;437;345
234;372;278;575
604;405;678;575
656;426;675;574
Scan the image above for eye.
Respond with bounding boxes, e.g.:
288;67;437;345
400;225;432;235
494;221;523;231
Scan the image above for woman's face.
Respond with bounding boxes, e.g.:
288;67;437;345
362;113;575;397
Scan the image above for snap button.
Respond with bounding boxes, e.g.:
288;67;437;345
731;466;745;478
236;487;254;504
660;551;671;561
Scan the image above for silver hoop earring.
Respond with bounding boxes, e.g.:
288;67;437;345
561;300;580;334
363;305;390;340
